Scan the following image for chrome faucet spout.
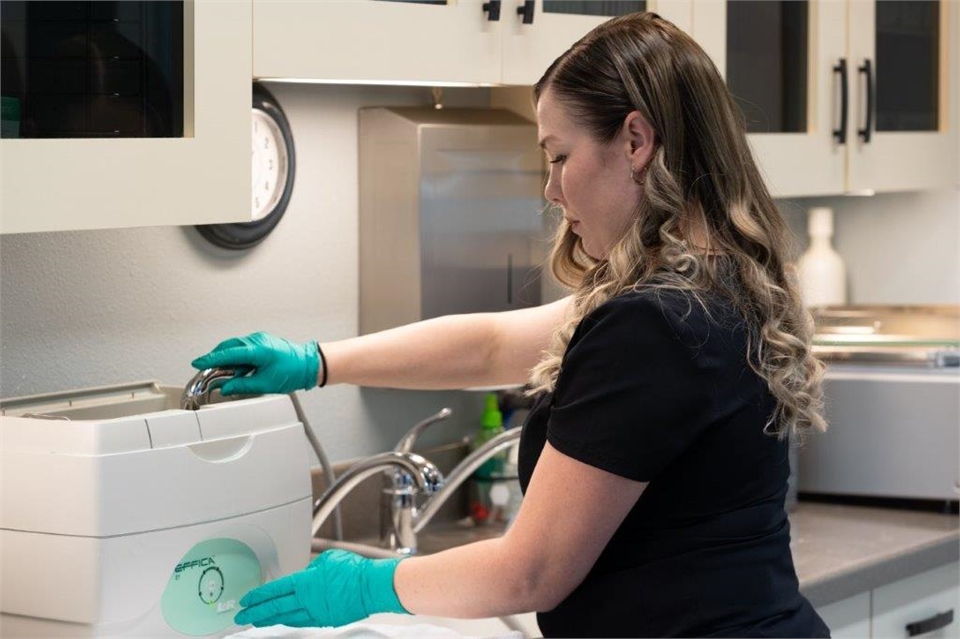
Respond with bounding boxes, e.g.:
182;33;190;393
313;451;443;539
394;407;452;454
180;367;248;410
413;427;521;534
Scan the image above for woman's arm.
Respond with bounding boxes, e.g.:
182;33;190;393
321;296;571;390
393;442;648;617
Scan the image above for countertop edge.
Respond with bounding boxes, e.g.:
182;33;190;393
800;531;960;607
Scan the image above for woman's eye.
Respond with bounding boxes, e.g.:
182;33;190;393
549;155;567;165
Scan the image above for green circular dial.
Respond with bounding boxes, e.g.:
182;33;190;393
199;566;225;604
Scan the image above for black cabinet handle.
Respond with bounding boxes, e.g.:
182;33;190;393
906;609;953;636
517;0;535;24
833;58;848;145
858;58;874;143
482;0;501;21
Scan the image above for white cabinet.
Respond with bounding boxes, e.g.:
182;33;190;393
253;0;692;87
817;592;872;639
873;562;959;639
692;0;959;198
846;1;959;193
500;0;693;85
253;1;500;85
0;1;252;234
813;562;960;638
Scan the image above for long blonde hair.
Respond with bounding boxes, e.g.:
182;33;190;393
528;12;826;441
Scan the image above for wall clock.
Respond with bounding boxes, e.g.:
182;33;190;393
195;83;295;249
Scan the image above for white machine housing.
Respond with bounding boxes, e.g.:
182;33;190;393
0;382;312;637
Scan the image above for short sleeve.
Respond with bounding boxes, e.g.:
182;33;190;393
547;292;720;482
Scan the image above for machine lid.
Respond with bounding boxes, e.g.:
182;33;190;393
812;305;960;366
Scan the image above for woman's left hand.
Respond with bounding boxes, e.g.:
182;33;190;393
191;331;319;395
234;550;409;628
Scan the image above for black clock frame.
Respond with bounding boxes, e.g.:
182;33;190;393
195;83;295;250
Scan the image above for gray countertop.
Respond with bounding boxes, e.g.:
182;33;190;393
789;502;959;607
410;501;959;609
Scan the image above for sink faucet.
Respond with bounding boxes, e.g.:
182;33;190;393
313;451;444;545
380;406;523;553
381;408;453;553
413;427;521;534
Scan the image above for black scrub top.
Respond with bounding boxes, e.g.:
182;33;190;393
518;288;829;638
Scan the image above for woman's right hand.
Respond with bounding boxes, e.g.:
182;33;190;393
191;331;320;395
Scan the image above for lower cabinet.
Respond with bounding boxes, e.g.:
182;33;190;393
815;562;959;638
873;563;959;639
817;592;871;638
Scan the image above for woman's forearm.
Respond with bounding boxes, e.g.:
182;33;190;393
393;537;542;618
320;313;505;389
320;297;570;390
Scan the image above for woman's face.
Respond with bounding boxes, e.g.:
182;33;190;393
537;88;653;260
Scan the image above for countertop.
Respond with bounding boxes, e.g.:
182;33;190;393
788;501;959;606
408;501;959;608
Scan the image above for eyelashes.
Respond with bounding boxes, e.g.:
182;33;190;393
549;155;567;164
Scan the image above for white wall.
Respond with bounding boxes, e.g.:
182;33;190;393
0;83;493;462
778;188;960;304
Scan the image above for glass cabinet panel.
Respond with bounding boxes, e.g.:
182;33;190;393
725;0;808;133
543;1;645;17
875;0;939;131
1;1;183;139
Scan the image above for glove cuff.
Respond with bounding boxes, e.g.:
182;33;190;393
302;340;321;390
362;557;409;616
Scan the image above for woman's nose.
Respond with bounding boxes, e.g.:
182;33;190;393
544;171;563;206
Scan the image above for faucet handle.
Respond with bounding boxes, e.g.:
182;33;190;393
394;407;453;454
180;367;251;410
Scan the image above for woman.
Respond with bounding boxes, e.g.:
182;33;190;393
193;12;829;637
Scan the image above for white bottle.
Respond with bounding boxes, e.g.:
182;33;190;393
797;207;847;307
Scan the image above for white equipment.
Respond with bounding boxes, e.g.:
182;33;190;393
0;381;312;637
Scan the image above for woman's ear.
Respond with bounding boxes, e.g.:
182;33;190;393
623;111;656;168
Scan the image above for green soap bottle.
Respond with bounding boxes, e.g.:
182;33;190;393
469;393;506;524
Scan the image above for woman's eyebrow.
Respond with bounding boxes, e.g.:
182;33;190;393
538;134;558;149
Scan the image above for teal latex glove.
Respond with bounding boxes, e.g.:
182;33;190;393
234;550;408;628
190;331;320;395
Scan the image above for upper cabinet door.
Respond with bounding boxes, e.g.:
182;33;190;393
253;0;501;85
0;1;252;234
847;0;958;193
501;0;692;86
693;0;847;197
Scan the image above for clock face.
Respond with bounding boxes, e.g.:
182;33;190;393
251;109;290;222
196;84;295;250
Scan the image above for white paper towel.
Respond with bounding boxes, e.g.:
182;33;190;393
228;622;523;639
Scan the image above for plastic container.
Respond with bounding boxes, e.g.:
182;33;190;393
468;393;520;525
797;207;847;307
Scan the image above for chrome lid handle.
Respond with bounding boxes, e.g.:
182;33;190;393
181;367;249;410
